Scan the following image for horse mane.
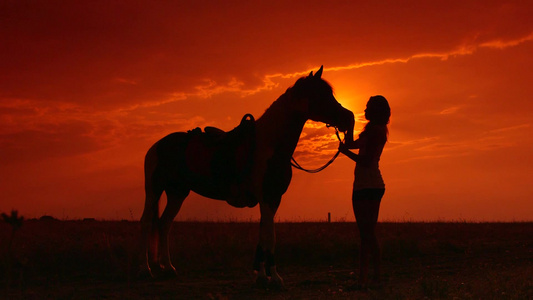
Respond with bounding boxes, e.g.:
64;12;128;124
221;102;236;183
259;89;292;120
259;76;334;121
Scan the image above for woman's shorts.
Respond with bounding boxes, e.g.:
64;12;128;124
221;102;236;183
352;188;385;202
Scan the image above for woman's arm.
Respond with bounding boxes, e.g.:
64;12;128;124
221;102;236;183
345;138;361;149
339;142;359;162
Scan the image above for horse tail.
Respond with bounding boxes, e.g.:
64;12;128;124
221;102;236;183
141;142;164;267
143;143;163;215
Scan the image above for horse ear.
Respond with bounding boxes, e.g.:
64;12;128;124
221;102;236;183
309;71;314;77
315;65;323;78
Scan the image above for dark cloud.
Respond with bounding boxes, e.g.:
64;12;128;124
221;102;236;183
0;121;102;163
2;1;530;109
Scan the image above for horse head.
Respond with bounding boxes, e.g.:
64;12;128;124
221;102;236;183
292;66;354;134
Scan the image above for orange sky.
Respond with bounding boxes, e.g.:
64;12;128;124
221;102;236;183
1;1;532;221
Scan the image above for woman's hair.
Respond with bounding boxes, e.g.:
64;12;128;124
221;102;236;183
362;95;390;140
366;95;390;125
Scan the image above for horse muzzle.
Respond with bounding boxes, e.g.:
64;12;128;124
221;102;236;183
332;106;354;133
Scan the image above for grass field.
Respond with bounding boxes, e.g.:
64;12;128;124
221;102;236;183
1;220;531;299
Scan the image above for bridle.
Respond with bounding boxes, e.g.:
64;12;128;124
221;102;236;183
290;125;344;173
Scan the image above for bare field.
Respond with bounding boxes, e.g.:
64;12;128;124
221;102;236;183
1;221;531;299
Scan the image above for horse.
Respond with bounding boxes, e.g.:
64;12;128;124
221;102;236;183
140;66;355;287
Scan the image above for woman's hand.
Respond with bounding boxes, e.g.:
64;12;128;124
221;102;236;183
338;142;349;154
339;142;359;162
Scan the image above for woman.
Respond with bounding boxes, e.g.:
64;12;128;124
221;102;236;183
339;95;390;288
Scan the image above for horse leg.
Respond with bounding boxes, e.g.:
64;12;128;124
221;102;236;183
140;183;163;278
158;186;189;277
255;198;284;288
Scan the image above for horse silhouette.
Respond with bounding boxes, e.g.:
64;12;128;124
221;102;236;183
141;66;354;287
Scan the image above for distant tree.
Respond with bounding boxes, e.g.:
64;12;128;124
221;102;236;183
2;210;23;232
2;210;23;252
39;215;59;222
2;210;24;289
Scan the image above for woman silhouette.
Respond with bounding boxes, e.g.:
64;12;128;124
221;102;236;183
339;95;390;288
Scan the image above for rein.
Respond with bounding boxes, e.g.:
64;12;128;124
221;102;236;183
290;126;344;173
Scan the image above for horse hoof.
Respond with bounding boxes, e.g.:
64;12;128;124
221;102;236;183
147;265;177;280
255;276;270;289
137;268;153;280
144;264;164;279
269;278;285;291
160;266;178;279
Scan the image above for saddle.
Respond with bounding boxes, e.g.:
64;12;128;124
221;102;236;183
185;114;257;208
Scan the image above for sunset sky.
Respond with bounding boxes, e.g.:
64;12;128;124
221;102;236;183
1;1;532;221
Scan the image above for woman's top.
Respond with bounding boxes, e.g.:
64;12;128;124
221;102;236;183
352;124;386;191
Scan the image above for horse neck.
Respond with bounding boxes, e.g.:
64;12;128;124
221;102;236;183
256;92;307;159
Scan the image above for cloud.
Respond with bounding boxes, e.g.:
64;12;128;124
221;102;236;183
3;28;531;167
438;106;462;115
0;96;212;165
480;32;533;49
2;1;531;112
0;121;103;163
487;123;530;134
387;137;440;149
188;31;533;104
389;121;531;165
2;2;532;169
114;78;139;85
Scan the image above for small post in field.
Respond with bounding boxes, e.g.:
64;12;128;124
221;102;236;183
328;212;331;223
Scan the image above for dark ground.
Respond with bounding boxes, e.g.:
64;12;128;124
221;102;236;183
1;221;531;299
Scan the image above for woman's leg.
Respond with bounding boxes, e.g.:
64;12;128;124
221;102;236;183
353;189;383;286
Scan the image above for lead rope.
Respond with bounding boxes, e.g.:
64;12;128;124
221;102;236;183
291;126;344;173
